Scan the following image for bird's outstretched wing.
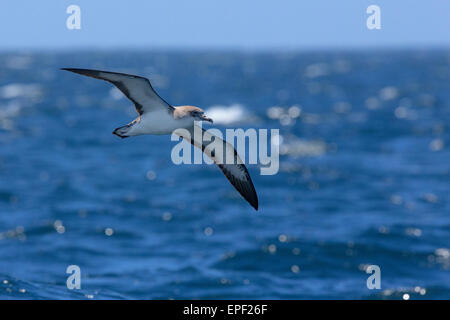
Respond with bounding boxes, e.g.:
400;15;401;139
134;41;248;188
61;68;174;115
176;125;259;210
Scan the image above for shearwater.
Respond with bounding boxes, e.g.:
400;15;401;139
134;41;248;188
62;68;258;210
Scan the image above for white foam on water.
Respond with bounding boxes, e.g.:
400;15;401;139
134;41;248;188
205;104;246;124
0;83;42;99
5;55;33;70
280;136;327;157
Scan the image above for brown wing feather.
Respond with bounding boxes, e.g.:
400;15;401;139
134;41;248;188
176;125;258;210
61;68;174;115
217;163;259;210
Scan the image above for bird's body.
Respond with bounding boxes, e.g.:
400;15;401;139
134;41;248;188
62;68;259;210
124;108;191;136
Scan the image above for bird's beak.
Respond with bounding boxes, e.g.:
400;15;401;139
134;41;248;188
202;115;213;123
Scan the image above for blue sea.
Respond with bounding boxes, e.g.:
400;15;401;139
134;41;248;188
0;50;449;299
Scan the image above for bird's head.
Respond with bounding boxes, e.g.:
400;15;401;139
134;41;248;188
174;105;214;124
188;107;213;123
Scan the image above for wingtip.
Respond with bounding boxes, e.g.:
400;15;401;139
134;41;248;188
61;68;74;72
247;193;258;211
250;187;259;211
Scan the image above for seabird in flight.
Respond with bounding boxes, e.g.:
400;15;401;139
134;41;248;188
61;68;258;210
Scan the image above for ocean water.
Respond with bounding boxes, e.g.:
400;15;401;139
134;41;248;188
0;50;449;299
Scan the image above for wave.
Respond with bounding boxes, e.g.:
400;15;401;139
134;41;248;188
205;104;246;125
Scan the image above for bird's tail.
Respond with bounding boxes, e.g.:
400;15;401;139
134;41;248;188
112;125;131;139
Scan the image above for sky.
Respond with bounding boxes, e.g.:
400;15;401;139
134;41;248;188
0;0;449;50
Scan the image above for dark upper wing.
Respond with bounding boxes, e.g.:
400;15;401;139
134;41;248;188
61;68;174;115
175;125;259;210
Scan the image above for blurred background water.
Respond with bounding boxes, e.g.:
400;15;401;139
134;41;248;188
0;50;449;299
